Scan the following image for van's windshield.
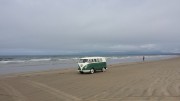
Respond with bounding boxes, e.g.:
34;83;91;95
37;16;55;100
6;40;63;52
79;59;88;63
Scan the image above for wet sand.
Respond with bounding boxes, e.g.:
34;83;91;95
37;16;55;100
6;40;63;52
0;57;180;101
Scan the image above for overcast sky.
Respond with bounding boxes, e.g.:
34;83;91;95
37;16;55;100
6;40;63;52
0;0;180;55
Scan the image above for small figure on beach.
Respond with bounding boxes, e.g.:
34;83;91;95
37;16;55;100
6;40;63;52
143;56;145;62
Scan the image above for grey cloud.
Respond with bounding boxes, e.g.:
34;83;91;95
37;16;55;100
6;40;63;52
0;0;180;55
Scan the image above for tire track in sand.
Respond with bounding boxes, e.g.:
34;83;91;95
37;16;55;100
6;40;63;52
24;80;82;101
0;81;27;101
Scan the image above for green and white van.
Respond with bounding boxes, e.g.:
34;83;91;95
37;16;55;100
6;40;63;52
77;57;107;74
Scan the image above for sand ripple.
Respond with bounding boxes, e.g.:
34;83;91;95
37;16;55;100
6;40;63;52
1;57;180;101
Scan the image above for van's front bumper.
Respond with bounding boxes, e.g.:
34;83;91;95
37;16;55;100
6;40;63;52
78;70;90;73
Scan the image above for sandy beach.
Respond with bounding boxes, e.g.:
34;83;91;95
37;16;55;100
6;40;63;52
0;57;180;101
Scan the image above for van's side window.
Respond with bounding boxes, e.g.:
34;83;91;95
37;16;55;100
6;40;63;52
88;59;91;63
97;59;100;62
100;58;102;62
83;59;88;63
94;59;96;62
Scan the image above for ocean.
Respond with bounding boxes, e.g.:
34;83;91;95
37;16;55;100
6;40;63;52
0;55;178;75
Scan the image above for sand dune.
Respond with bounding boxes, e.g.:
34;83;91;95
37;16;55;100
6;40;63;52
1;57;180;101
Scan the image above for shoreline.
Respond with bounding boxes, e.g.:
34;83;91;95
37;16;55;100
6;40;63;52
0;55;177;75
1;56;179;78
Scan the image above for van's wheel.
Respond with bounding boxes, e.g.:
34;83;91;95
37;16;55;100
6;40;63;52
102;67;106;72
79;71;84;74
90;68;95;74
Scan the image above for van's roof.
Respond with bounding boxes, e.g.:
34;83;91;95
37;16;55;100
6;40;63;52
80;57;106;59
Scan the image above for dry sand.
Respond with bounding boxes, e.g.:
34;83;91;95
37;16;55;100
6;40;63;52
1;57;180;101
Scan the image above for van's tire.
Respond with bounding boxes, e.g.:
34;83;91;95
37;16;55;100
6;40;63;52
102;67;106;72
79;71;84;74
90;68;95;74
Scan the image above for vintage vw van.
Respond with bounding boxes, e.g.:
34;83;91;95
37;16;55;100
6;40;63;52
78;57;107;74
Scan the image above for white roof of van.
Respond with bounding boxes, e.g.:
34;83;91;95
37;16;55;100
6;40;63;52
80;57;106;59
